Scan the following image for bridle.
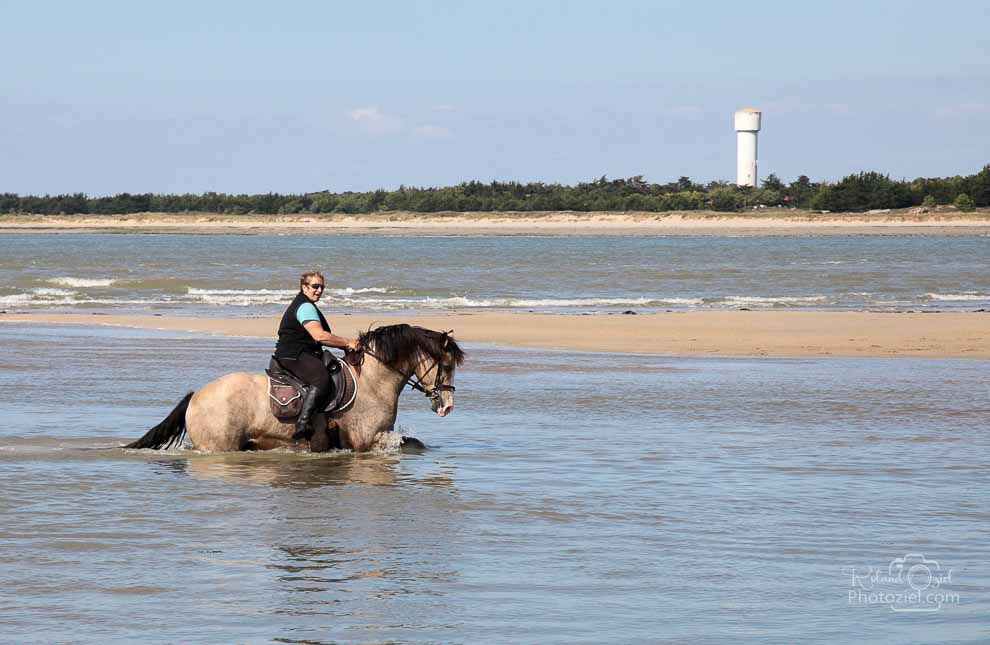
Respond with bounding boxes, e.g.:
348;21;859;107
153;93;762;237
407;355;456;403
353;330;456;404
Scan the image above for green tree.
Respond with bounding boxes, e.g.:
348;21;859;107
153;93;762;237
970;165;990;206
762;173;784;192
279;199;306;214
953;193;975;211
709;186;743;212
786;175;814;208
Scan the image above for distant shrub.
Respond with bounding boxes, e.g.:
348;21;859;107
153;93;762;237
953;193;975;211
709;187;744;212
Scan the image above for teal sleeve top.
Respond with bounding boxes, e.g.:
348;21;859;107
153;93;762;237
295;302;320;324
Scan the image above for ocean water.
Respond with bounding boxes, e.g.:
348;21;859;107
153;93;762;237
0;323;987;644
1;233;989;314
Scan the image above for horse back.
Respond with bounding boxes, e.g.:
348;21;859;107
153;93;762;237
186;372;273;450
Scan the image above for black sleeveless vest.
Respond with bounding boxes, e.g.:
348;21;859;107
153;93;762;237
274;291;331;359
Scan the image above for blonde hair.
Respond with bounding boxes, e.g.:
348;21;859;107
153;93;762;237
300;271;325;289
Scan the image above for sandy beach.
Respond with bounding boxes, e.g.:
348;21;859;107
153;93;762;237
3;311;987;359
2;210;989;236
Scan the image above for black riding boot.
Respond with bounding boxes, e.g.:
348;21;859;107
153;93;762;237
292;387;321;441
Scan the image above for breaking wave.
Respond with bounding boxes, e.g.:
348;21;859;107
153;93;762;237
45;277;118;288
331;295;703;309
185;288;298;306
3;286;985;312
0;289;150;307
920;292;988;302
184;287;393;306
715;295;830;308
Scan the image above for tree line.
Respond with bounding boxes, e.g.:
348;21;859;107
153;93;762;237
3;165;988;216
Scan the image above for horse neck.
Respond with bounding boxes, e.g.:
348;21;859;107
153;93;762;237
337;351;408;448
356;351;408;399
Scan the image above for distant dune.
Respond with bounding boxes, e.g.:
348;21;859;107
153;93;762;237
1;208;989;236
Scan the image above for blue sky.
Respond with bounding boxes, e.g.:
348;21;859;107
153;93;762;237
3;0;989;194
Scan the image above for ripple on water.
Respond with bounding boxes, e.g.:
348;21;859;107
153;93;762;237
0;324;987;643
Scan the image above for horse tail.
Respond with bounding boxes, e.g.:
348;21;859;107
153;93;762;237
125;392;195;450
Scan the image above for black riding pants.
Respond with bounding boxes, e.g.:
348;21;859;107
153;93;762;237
281;352;331;406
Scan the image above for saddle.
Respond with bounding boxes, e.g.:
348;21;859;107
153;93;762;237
266;352;358;423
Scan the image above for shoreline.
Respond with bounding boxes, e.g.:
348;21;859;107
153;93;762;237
2;210;989;236
2;311;987;359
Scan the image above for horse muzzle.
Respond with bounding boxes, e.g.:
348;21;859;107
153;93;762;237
432;394;454;417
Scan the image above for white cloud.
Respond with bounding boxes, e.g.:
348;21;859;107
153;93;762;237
347;106;402;136
934;103;990;119
412;124;454;140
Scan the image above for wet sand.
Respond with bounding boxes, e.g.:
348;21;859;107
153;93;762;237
3;311;987;359
2;210;989;236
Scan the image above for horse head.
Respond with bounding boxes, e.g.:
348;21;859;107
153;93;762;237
358;324;465;417
421;330;460;417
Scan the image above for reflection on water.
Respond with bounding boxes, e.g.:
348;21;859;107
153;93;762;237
0;446;465;643
182;451;408;488
0;324;988;643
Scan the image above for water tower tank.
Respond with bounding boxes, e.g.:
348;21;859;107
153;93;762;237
734;108;761;187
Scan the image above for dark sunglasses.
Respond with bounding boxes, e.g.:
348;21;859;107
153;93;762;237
307;283;325;291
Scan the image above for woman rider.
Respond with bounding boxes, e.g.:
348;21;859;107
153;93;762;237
274;271;360;440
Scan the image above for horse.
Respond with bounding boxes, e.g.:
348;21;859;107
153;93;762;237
125;324;465;452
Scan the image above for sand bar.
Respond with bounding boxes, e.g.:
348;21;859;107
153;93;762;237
1;210;989;236
2;311;987;359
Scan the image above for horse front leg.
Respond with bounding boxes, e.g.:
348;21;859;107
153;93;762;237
309;419;342;452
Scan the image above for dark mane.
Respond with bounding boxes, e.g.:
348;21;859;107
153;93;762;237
359;324;465;372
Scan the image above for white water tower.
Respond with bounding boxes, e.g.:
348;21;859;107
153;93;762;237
734;108;761;187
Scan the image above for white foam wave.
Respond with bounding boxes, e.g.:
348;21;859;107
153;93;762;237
0;294;35;305
719;296;829;307
185;288;297;306
0;291;165;307
333;287;391;295
920;293;987;302
32;288;77;296
7;288;915;312
334;295;702;309
1;288;81;305
186;288;295;295
183;286;394;306
46;277;118;288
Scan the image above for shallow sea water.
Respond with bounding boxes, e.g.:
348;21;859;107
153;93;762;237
1;233;989;313
0;323;988;644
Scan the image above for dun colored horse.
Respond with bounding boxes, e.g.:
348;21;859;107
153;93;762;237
126;325;464;452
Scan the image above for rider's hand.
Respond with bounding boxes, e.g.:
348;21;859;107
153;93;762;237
346;339;361;352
